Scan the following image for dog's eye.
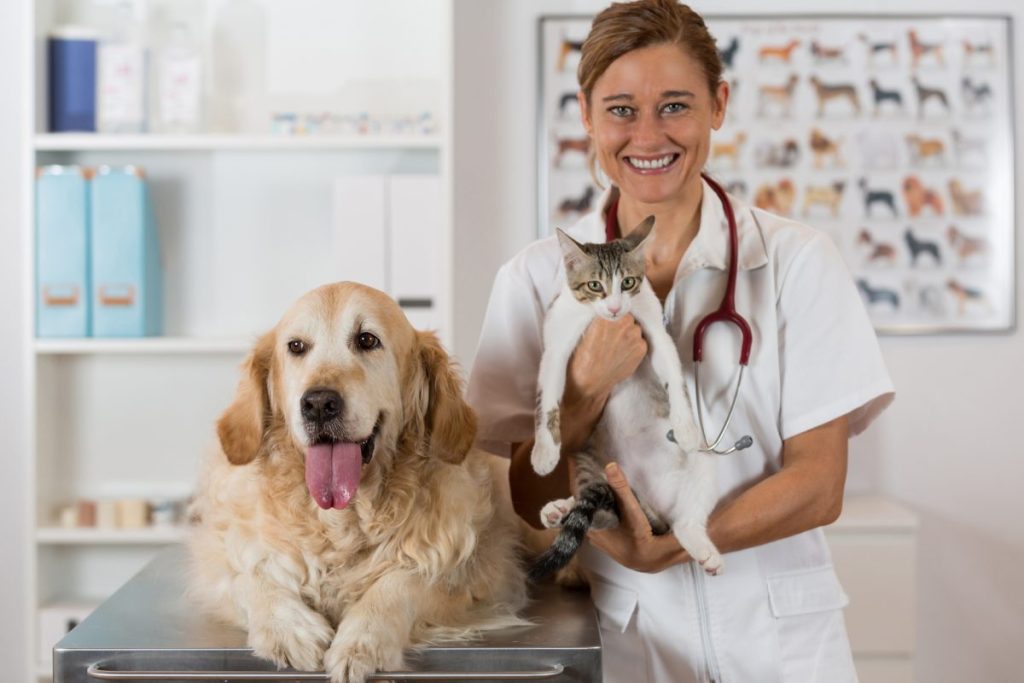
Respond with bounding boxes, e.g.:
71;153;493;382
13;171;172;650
357;332;381;351
287;339;307;355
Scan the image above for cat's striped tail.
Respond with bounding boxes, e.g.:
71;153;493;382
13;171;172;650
528;482;618;583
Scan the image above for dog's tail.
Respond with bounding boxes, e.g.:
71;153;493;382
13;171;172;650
528;483;617;583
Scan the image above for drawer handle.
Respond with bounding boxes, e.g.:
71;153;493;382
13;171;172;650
87;661;566;680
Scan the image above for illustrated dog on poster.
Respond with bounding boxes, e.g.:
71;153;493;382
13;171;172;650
557;90;580;118
858;33;898;66
809;129;843;168
908;29;945;68
962;38;996;66
553;135;590;168
902;176;945;217
557;186;596;218
755;138;800;168
857;279;900;309
905;134;946;166
961;77;994;114
856;229;898;266
718;36;740;70
947;279;993;316
710;131;746;169
904;228;942;267
951;129;987;165
556;35;585;72
858;178;899;218
753;178;795;216
946;225;988;264
802;181;845;218
809;76;861;118
948;180;984;216
757;74;799;118
912;77;951;119
810;40;848;65
868;79;905;117
758;38;800;63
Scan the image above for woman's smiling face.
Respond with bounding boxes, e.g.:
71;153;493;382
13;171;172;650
581;42;728;206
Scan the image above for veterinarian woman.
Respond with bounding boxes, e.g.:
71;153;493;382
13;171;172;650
466;1;894;681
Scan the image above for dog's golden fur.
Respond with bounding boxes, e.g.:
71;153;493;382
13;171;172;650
188;282;527;683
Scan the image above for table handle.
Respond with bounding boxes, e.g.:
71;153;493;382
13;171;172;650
87;661;566;680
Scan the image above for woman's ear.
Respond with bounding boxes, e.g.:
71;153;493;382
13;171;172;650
217;331;275;465
416;330;477;464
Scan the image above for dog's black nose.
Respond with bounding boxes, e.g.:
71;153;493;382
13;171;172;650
301;389;343;423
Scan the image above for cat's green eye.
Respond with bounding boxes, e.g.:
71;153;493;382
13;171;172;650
622;276;637;290
587;281;603;293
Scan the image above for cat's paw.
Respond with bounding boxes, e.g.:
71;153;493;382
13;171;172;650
540;497;575;528
531;434;560;476
697;550;724;576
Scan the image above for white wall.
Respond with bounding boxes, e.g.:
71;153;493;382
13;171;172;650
452;1;1024;681
0;0;29;679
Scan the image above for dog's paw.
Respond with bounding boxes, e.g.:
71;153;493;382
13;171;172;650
540;497;575;528
324;628;403;683
531;435;560;476
249;607;334;672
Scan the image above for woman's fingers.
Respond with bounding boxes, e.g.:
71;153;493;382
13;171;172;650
603;462;652;537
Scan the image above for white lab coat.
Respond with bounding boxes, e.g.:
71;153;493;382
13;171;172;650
466;179;895;683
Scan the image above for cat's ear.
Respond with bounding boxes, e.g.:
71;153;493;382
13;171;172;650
556;228;588;271
624;215;656;253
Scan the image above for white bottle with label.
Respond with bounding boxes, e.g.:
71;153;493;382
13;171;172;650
97;0;148;133
152;21;203;134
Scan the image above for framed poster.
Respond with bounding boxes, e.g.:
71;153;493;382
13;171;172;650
538;15;1015;333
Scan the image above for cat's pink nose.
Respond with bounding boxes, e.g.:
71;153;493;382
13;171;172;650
608;304;621;315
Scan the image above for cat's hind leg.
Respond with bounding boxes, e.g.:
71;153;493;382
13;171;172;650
670;454;724;575
540;497;575;529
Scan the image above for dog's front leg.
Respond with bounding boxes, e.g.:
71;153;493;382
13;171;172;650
243;572;335;672
324;571;425;683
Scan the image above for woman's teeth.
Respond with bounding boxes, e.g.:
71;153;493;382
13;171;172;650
628;154;676;170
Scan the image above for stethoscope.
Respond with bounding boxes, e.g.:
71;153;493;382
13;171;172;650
605;173;753;455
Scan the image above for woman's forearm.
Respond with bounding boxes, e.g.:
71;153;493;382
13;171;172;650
509;391;607;528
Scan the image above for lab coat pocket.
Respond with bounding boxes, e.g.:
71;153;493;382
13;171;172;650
766;564;849;617
588;575;639;633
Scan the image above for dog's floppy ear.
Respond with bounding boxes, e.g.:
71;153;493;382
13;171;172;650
416;330;477;464
217;331;275;465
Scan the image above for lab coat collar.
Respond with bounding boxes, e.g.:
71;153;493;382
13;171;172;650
574;179;769;276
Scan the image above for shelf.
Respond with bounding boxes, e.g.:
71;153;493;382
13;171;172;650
34;133;442;152
36;526;188;545
35;337;252;355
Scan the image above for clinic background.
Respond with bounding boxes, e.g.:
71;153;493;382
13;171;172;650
1;0;1021;681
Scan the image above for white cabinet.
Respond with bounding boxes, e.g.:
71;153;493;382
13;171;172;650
22;1;452;680
825;496;919;683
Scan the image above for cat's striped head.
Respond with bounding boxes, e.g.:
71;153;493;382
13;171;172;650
556;216;654;320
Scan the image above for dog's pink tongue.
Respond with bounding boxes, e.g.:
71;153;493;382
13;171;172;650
305;443;362;510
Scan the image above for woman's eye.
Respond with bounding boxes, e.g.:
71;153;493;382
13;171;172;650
357;332;381;350
287;339;307;355
622;276;637;289
587;281;604;292
662;102;688;114
608;105;634;117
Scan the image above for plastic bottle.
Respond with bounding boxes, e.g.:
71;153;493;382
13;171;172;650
152;21;203;133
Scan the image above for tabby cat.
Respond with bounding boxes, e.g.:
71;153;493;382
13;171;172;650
529;217;723;580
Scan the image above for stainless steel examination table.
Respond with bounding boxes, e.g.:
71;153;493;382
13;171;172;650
54;547;602;682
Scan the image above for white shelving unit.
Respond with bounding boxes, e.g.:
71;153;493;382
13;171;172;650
21;2;454;681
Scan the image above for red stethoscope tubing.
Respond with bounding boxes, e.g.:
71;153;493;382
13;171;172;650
603;173;753;366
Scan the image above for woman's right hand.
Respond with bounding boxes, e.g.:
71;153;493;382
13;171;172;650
564;314;648;408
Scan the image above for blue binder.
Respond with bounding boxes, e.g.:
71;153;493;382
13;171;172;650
36;166;91;337
48;28;98;132
90;167;163;337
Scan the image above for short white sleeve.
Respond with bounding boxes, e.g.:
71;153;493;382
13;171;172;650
777;232;894;439
466;259;547;456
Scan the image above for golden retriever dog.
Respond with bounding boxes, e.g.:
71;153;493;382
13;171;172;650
188;282;528;683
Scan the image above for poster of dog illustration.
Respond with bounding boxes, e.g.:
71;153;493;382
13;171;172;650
538;15;1014;333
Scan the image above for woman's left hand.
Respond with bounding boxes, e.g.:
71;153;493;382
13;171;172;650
587;463;689;573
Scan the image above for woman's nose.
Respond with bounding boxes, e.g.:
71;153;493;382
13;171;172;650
632;112;664;147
